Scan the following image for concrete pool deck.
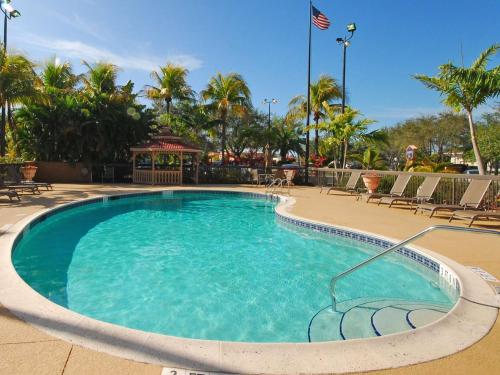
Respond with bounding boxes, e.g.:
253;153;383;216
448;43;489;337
0;184;499;374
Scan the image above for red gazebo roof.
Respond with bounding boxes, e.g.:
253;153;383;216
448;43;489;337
131;128;202;153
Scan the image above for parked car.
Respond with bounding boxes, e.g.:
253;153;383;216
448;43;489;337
464;167;479;175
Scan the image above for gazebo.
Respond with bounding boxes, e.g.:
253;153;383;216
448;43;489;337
130;128;202;185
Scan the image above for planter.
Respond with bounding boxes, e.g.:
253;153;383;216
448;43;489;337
362;173;381;193
20;165;38;181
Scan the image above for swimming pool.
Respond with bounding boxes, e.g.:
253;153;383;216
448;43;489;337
12;191;459;343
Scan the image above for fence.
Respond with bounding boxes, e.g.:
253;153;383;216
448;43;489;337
313;168;500;207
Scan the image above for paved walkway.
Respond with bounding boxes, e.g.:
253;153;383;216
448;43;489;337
0;184;498;375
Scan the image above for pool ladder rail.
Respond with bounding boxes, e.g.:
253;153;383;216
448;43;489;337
330;225;500;312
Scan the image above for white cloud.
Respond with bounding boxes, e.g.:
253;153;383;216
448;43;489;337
52;11;110;42
19;33;203;72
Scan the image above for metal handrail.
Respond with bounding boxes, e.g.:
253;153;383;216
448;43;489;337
330;225;500;312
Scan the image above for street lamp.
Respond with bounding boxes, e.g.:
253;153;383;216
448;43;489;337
0;0;21;156
336;22;356;114
263;98;278;173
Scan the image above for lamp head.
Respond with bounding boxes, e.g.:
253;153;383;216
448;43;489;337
1;0;20;18
336;37;343;44
347;23;357;33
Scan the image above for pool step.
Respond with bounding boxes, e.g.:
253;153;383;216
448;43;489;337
309;299;451;342
407;308;447;328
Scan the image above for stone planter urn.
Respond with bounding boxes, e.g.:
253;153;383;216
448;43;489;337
362;173;381;194
20;165;38;181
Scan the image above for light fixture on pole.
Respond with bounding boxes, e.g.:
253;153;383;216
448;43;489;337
0;0;21;156
336;22;356;114
263;98;278;173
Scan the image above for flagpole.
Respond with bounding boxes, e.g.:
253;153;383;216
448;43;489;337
304;0;312;184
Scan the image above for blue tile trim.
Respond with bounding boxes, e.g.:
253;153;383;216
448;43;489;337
275;212;444;276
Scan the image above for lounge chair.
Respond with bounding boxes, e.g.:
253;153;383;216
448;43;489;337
415;179;492;218
0;188;20;202
0;176;40;195
6;165;52;191
361;174;412;203
379;176;441;208
449;209;500;227
324;170;362;195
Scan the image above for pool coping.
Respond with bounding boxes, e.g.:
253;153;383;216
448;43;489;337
0;188;498;375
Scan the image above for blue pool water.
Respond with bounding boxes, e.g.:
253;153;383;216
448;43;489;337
13;192;458;342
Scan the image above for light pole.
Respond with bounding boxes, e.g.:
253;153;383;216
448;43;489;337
263;98;278;173
0;0;21;157
336;23;356;115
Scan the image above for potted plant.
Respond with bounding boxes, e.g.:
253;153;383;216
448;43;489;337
20;161;38;181
352;148;385;193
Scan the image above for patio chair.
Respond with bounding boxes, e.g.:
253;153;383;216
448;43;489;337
379;176;441;208
0;176;40;195
249;169;268;186
361;174;412;203
6;165;52;191
449;209;500;227
415;179;492;218
324;170;362;195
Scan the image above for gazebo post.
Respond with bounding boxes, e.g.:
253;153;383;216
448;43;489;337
151;151;156;185
132;152;136;184
179;152;183;185
195;153;199;184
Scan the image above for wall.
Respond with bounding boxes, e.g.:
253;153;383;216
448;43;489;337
34;162;92;183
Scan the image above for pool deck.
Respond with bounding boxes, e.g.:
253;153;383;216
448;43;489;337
0;184;498;375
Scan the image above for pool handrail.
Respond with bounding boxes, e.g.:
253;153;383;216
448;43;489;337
330;225;500;312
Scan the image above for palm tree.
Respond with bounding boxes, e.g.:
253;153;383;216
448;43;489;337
41;60;79;92
271;117;304;163
352;147;385;170
0;48;42;155
287;75;342;154
414;44;500;175
145;63;193;117
201;73;251;164
81;61;119;96
319;104;377;169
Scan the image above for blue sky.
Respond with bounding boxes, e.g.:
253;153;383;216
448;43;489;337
8;0;500;128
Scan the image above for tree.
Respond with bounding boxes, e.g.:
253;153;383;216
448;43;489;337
287;75;342;155
0;48;42;156
15;60;152;164
318;104;377;169
414;44;500;174
476;109;500;174
201;73;251;164
145;63;194;117
352;147;385;170
270;117;304;163
226;109;266;160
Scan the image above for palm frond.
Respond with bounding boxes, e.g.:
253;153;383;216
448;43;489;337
471;43;499;70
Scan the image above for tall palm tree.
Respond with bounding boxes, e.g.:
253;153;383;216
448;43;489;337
201;73;251;164
414;44;500;175
145;63;194;116
287;74;342;155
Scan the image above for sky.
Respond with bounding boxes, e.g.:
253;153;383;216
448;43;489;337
7;0;500;128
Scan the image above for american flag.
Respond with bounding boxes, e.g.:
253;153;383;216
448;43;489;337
312;6;331;30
